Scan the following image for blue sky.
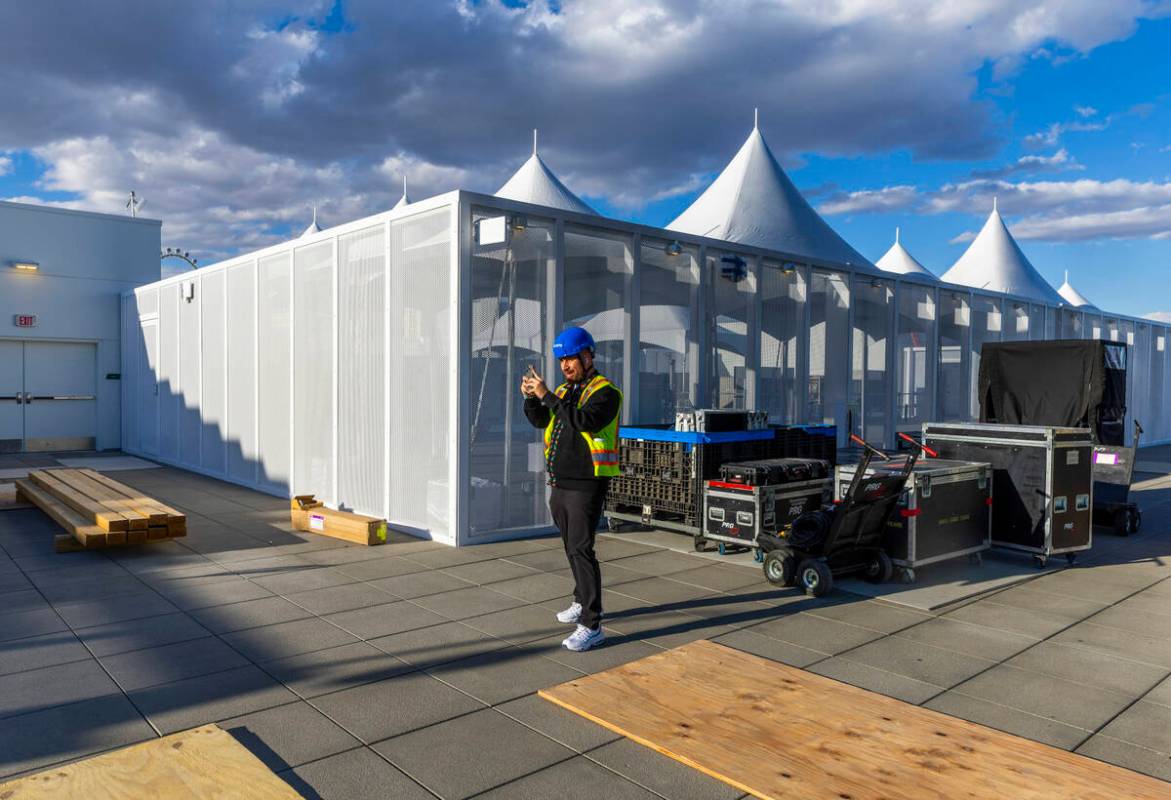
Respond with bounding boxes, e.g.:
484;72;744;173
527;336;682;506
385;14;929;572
1;1;1169;318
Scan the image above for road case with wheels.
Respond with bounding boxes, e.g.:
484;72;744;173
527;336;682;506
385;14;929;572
701;473;832;556
922;423;1093;567
835;459;992;582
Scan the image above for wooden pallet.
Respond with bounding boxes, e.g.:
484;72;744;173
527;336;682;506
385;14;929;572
0;724;304;799
15;468;186;551
540;640;1171;800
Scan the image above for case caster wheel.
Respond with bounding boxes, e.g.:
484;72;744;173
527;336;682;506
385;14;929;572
968;553;983;566
863;551;893;584
1065;553;1078;565
1112;508;1131;537
693;536;708;553
753;548;764;563
798;558;833;597
898;567;916;584
1033;555;1047;569
1131;507;1143;533
763;549;798;588
606;517;623;533
718;542;727;556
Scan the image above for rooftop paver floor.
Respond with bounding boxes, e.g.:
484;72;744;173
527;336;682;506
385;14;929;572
1;456;1170;797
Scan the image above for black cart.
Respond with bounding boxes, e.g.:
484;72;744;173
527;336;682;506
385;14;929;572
1093;420;1144;535
923;423;1093;567
757;433;931;597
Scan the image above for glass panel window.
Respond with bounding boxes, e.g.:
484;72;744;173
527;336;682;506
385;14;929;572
1003;301;1029;342
707;249;754;409
760;261;805;425
937;291;969;421
970;296;1001;418
1059;309;1084;338
896;284;935;434
564;225;633;383
850;277;893;446
639;239;699;423
807;271;850;440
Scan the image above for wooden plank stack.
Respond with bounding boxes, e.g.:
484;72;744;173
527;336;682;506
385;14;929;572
290;495;388;546
14;468;186;552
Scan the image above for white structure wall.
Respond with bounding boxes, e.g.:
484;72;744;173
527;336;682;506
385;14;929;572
122;190;1171;545
1;200;160;452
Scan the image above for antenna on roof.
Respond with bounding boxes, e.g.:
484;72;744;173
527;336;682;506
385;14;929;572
533;128;538;156
126;191;145;218
753;107;759;130
895;226;900;244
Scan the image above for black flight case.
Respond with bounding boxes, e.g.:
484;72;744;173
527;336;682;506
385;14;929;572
922;423;1093;567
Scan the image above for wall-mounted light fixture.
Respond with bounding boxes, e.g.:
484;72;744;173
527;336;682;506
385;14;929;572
508;215;527;232
10;260;39;272
664;240;683;257
781;262;798;276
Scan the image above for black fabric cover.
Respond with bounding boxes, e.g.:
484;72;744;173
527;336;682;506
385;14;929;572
978;340;1127;445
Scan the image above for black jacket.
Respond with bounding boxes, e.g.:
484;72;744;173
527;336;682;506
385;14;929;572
524;373;621;491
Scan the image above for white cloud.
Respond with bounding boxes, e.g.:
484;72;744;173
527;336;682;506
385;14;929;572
1075;105;1098;117
818;185;919;215
970;148;1084;179
1144;311;1171;323
0;155;11;176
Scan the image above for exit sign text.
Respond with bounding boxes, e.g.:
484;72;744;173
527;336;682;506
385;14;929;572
14;315;37;328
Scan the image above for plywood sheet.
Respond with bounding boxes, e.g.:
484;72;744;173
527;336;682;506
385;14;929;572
540;640;1171;800
0;724;303;799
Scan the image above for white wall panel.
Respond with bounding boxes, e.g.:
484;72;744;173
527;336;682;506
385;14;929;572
200;270;226;474
178;278;201;466
227;262;257;483
258;253;292;492
293;242;333;499
120;295;137;451
158;284;180;460
337;226;385;516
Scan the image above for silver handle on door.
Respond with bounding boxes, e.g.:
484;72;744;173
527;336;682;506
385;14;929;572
29;395;96;401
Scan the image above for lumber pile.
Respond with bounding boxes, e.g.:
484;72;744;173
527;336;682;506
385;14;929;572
15;468;186;551
291;495;387;546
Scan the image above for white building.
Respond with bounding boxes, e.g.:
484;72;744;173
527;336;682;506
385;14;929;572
1;200;160;454
119;126;1171;545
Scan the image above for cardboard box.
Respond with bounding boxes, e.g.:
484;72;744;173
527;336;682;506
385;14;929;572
290;495;388;546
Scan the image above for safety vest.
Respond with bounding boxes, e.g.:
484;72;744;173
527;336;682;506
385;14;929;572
543;373;622;478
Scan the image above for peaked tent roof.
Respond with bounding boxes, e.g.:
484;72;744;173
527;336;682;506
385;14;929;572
667;121;873;269
1057;271;1097;309
495;130;596;215
875;228;937;280
393;176;410;210
940;206;1064;304
300;206;322;237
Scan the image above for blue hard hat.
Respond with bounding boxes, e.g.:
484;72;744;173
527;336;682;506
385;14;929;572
553;326;595;359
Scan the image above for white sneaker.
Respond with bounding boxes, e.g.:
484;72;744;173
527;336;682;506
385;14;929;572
563;624;605;652
556;602;582;625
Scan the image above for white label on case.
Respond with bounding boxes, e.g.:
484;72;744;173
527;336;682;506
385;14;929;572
1066;450;1079;465
309;513;325;531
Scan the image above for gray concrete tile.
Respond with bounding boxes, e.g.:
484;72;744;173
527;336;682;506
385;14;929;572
945;599;1076;639
324;600;448;640
373;708;574;800
1099;701;1171;753
0;589;51;616
37;574;150;604
1114;591;1171;620
540;629;662;674
0;659;120;720
333;555;430;581
1053;621;1171;668
489;571;578;604
952;664;1135;731
261;641;412;698
607;550;707;575
984;583;1110;620
711;628;826;667
1030;570;1147;605
399;546;499;570
365;569;476;599
440;558;541;585
251;567;359;596
611;576;719;605
409;585;527;621
893;617;1039;661
426;645;584;705
589;738;744;800
503;548;576;572
840;636;998;688
282;745;433;800
1076;734;1171;782
1144;673;1171;708
369;620;509;669
747;611;885;655
73;612;212;657
666;564;768;593
0;630;91;676
222;700;361;772
221;617;359;662
1088;605;1171;640
1005;640;1169;697
495;694;622;753
461;603;573;645
593;538;671;561
301;545;399;566
924;690;1088;750
0;693;155;781
151;574;275;610
282;582;393;615
809;657;945;704
99;636;248;691
129;664;298;735
0;571;31;593
310;670;484;743
475;754;660;800
27;561;130;589
189;596;314;634
804;598;934;635
0;607;68;644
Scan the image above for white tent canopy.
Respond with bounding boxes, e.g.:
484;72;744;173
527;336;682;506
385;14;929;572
393;176;411;210
1057;270;1097;309
940;205;1064;304
875;228;937;281
495;131;596;215
668;119;873;269
300;206;322;237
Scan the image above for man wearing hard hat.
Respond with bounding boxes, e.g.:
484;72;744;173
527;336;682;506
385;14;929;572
522;326;622;652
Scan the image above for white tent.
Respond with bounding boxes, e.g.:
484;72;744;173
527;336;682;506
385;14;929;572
496;131;596;215
393;176;411;210
1057;270;1097;309
300;206;322;237
940;203;1064;304
875;228;937;281
668;117;873;269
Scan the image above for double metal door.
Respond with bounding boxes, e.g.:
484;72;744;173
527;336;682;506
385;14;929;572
0;340;97;453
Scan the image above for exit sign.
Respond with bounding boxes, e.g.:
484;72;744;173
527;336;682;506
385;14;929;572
14;315;37;328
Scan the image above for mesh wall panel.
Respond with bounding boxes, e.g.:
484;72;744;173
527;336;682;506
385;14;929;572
338;226;385;516
258;253;292;491
390;208;450;534
138;288;159;316
178;280;201;466
120;295;137;451
227;263;257;483
200;270;227;474
159;284;180;460
293;242;334;499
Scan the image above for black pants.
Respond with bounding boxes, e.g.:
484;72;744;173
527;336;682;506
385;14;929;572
549;483;607;630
